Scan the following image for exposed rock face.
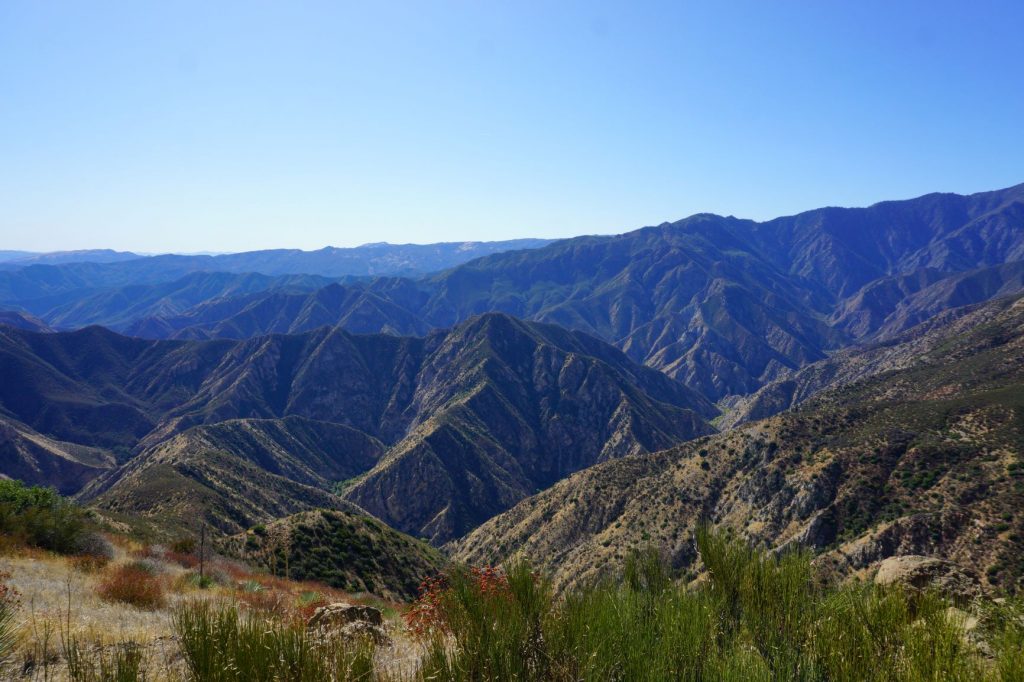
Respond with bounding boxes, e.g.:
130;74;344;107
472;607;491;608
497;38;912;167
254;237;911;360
308;603;384;629
307;603;390;645
873;556;984;603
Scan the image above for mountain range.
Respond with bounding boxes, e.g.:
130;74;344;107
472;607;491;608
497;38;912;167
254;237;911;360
6;184;1021;404
1;314;712;543
1;182;1022;591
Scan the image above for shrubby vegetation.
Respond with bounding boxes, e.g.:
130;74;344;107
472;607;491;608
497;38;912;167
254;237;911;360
96;562;168;610
3;507;1023;680
412;528;1024;682
0;479;101;556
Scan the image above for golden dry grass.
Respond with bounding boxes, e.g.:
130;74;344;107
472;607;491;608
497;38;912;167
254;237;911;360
0;539;421;680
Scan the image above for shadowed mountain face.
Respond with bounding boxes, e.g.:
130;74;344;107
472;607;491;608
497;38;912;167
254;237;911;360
13;184;1017;402
453;293;1024;592
0;315;714;542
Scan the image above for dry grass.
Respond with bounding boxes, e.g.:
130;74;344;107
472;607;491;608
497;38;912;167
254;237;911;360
0;543;191;679
0;540;418;680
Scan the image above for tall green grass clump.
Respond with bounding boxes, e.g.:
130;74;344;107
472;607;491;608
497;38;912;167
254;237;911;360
172;600;376;682
62;637;145;682
411;527;1020;681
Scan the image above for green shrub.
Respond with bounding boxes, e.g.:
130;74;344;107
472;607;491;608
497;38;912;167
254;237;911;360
63;637;145;682
0;479;89;554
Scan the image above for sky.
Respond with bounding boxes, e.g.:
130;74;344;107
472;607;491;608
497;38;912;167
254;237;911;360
1;1;1022;253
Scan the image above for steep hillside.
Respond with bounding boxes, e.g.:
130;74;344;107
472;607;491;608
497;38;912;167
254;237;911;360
125;279;431;340
41;272;336;331
832;261;1024;340
0;316;714;541
722;292;1024;427
342;314;715;542
0;310;51;332
0;416;114;493
454;294;1024;592
81;315;713;542
225;509;446;600
80;420;367;535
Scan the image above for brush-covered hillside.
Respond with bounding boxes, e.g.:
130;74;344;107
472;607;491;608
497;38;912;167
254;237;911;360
454;293;1024;591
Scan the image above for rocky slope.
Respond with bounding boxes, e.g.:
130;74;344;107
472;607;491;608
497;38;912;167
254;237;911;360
720;291;1024;428
453;293;1024;592
0;316;715;542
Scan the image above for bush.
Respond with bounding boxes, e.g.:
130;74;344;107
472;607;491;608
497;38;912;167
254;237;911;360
97;564;166;610
0;479;88;554
170;537;196;554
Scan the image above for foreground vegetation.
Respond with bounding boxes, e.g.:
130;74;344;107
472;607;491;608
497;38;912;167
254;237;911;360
413;528;1024;681
1;480;1022;680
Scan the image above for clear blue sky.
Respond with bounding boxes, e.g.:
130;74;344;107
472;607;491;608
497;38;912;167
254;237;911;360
1;1;1022;253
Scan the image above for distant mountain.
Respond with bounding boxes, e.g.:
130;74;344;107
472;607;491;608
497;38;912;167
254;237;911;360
832;261;1024;341
41;272;336;331
720;290;1024;427
0;249;142;266
123;279;431;339
0;239;554;310
340;314;715;542
0;310;51;333
0;315;714;543
74;184;1023;402
3;182;1024;568
454;292;1024;591
0;251;36;263
174;239;556;277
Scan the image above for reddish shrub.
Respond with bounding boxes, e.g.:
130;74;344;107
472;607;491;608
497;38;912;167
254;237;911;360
404;575;450;637
0;571;20;607
165;551;199;569
404;566;518;638
70;553;110;573
97;564;166;610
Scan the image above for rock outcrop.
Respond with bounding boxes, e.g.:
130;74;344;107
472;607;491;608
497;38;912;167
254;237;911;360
873;555;984;603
